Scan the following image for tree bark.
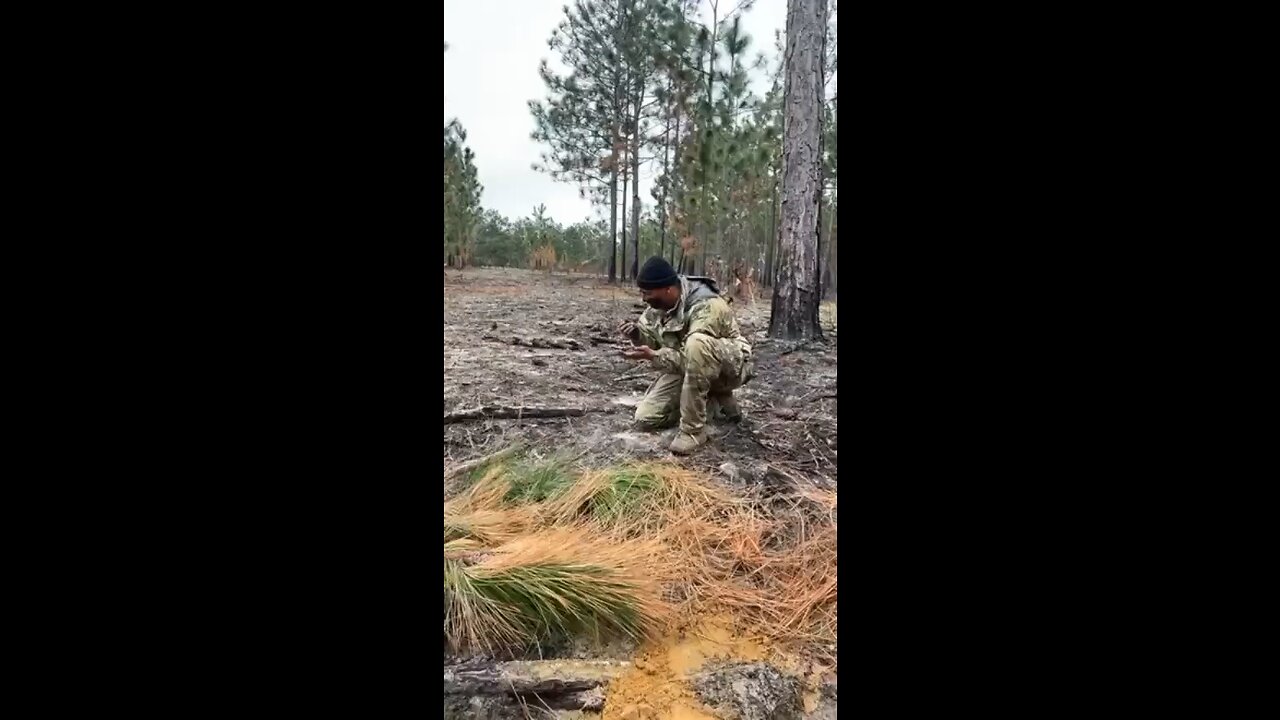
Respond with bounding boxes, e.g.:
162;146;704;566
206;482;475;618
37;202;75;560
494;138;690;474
769;0;826;340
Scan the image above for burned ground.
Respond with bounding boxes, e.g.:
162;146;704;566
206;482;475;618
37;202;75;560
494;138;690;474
443;267;837;483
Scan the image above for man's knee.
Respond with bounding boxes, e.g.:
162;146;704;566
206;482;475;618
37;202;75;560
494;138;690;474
684;334;721;378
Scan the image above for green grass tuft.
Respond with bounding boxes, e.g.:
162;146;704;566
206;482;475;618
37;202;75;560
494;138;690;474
503;457;574;503
589;467;661;521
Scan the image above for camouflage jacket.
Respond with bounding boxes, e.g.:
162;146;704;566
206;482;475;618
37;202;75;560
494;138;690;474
635;275;752;375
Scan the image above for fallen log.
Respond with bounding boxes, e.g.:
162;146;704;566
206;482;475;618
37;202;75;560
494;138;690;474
443;405;587;424
444;660;627;710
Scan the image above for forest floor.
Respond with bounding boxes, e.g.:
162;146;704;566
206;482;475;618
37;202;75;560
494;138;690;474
443;267;838;720
444;267;837;481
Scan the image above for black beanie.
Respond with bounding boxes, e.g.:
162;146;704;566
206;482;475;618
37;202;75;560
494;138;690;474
636;256;679;289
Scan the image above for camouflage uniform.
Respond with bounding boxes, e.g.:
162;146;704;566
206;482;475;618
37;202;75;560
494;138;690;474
632;275;754;435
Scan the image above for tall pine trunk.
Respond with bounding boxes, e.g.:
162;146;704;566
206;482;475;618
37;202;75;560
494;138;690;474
658;129;669;260
670;108;682;266
825;205;837;298
769;0;825;340
621;159;629;281
608;170;619;281
630;85;643;277
694;6;717;280
657;83;671;260
765;177;778;287
820;195;834;298
608;1;624;283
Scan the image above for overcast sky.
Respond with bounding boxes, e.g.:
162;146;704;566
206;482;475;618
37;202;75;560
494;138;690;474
445;0;830;225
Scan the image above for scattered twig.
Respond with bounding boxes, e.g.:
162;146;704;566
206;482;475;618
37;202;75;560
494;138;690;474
444;406;589;424
613;368;653;383
444;440;527;481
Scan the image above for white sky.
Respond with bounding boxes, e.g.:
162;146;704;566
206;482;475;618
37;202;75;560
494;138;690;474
445;0;831;225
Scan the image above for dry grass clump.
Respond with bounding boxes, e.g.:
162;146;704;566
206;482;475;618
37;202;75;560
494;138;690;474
471;529;671;639
443;526;672;654
544;463;735;532
443;460;674;654
702;506;838;654
625;469;838;661
446;464;513;515
441;458;838;664
443;507;536;545
444;556;524;654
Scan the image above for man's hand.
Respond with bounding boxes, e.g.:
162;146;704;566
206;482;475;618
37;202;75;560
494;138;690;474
617;319;643;346
620;346;655;361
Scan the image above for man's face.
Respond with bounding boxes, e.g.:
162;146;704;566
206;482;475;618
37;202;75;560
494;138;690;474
640;285;679;311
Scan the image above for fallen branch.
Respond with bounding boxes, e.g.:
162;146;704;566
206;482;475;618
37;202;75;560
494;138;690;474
443;441;526;481
443;660;628;710
483;334;583;350
443;405;587;424
613;368;653;383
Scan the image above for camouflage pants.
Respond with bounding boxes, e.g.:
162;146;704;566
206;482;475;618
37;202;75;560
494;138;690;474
634;335;753;434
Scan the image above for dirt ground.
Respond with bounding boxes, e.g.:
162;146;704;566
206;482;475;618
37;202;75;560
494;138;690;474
443;267;837;483
443;267;838;719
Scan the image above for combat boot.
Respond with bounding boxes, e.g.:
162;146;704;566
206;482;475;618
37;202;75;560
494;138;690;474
715;392;742;422
708;391;742;423
669;429;708;455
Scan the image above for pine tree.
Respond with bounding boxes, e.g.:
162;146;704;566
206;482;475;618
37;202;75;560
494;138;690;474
524;0;834;297
821;97;837;298
530;0;629;281
769;0;825;339
648;0;700;267
623;0;656;279
820;3;838;298
443;120;483;269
